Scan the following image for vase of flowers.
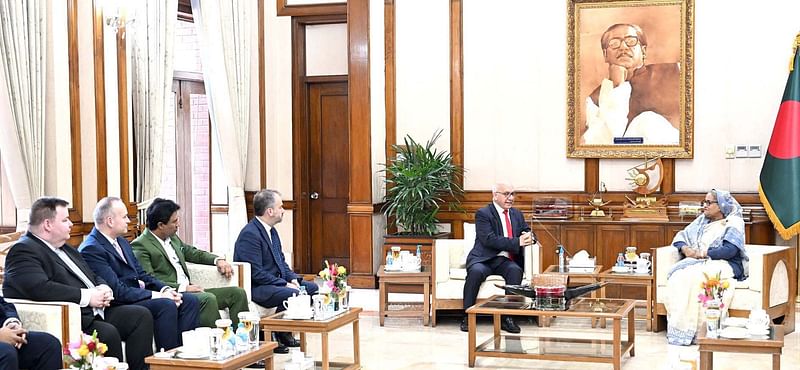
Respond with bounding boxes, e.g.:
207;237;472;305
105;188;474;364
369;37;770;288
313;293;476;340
318;260;348;311
63;330;109;370
698;271;729;338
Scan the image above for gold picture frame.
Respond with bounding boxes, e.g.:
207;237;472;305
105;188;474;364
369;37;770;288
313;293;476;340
566;0;694;158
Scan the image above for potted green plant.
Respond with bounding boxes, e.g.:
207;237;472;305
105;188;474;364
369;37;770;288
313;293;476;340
381;129;464;236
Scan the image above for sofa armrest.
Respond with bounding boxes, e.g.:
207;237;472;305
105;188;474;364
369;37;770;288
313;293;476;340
655;245;680;286
6;298;81;345
188;261;252;299
434;240;462;284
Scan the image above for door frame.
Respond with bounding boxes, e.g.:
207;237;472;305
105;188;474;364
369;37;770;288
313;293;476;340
291;15;347;273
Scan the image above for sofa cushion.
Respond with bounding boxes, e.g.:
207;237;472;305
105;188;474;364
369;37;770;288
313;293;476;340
435;279;505;300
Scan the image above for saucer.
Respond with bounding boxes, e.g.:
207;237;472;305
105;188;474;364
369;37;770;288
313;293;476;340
719;326;748;339
611;266;630;273
153;351;174;359
748;328;770;336
722;317;748;328
284;310;313;320
176;352;208;360
634;269;650;274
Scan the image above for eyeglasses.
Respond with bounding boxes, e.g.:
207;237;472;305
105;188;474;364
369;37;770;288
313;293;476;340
495;191;515;197
701;200;718;206
607;36;640;49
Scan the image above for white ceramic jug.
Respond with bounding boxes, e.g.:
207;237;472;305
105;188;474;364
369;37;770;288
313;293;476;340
748;308;770;329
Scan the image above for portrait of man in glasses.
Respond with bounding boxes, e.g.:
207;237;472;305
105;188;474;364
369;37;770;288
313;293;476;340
581;23;681;145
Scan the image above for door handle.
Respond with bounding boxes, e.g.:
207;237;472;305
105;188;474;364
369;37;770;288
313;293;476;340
310;192;320;200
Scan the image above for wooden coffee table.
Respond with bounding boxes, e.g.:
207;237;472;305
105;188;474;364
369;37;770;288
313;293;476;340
377;264;431;326
466;295;635;370
697;325;784;370
541;265;603;327
144;341;278;370
261;307;362;370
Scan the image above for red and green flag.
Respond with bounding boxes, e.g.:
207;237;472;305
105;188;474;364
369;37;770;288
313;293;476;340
759;33;800;240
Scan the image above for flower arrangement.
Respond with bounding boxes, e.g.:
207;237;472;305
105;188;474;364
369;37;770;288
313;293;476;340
63;330;109;370
318;260;348;295
698;271;730;308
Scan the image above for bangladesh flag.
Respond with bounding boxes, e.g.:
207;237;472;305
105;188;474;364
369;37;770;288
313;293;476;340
759;34;800;240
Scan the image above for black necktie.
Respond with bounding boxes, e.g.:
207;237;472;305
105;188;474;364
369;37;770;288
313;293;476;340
270;228;289;278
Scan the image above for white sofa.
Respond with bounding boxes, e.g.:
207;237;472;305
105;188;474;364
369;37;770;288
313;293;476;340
431;223;540;326
186;261;276;318
654;244;796;333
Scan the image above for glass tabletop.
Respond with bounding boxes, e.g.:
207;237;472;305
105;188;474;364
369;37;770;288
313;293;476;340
477;295;632;315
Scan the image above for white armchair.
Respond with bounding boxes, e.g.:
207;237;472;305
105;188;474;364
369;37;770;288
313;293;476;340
186;261;276;318
653;244;796;333
430;223;540;326
5;298;82;346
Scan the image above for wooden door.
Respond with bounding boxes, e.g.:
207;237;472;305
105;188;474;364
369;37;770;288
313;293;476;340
306;82;350;272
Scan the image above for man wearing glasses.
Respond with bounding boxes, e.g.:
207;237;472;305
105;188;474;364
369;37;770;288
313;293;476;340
582;23;680;145
460;183;535;333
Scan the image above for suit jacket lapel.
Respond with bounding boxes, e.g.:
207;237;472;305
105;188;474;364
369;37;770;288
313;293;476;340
168;235;190;276
91;228;128;266
144;229;173;271
253;219;280;261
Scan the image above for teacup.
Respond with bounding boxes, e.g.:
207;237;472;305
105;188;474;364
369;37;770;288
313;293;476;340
635;258;651;272
283;294;311;317
747;308;770;330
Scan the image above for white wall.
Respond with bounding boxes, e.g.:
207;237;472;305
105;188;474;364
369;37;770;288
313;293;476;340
395;0;451;153
263;2;294;196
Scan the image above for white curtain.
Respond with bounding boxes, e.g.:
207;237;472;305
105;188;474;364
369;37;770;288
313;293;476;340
130;0;177;206
0;0;47;231
191;0;255;251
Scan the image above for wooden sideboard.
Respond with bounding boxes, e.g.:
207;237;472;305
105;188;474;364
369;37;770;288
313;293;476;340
530;216;775;273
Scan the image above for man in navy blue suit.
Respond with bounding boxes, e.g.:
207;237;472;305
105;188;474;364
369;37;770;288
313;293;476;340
461;183;535;333
234;189;318;353
0;297;61;370
80;197;200;351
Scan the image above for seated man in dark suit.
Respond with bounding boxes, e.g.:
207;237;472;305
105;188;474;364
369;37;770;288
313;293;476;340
79;197;200;351
0;297;62;370
234;189;318;353
132;198;249;327
462;183;535;333
3;197;154;370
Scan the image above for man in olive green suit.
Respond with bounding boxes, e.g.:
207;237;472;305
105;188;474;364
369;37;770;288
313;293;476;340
131;198;249;327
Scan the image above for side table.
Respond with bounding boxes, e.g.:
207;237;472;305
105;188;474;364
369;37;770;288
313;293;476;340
598;268;654;331
145;342;277;370
697;325;784;370
377;265;431;326
261;307;362;370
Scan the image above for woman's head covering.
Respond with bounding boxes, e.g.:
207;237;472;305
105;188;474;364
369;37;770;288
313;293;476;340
712;189;743;219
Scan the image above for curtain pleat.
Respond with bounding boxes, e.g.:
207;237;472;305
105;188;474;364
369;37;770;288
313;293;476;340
0;0;47;230
191;0;255;255
130;0;177;206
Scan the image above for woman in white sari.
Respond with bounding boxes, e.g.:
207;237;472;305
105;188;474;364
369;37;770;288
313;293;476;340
665;189;748;345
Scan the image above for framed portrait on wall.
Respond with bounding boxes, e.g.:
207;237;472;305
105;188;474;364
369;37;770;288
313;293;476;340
566;0;694;158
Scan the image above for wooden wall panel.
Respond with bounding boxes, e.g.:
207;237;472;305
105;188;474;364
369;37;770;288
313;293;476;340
449;0;463;185
277;0;346;17
67;0;83;222
347;0;374;288
92;0;107;199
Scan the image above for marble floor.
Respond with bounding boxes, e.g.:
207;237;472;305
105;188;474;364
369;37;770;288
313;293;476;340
269;289;799;370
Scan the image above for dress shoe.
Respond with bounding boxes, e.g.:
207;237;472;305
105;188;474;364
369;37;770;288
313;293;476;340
273;343;289;354
276;331;300;347
460;318;469;332
501;316;520;334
